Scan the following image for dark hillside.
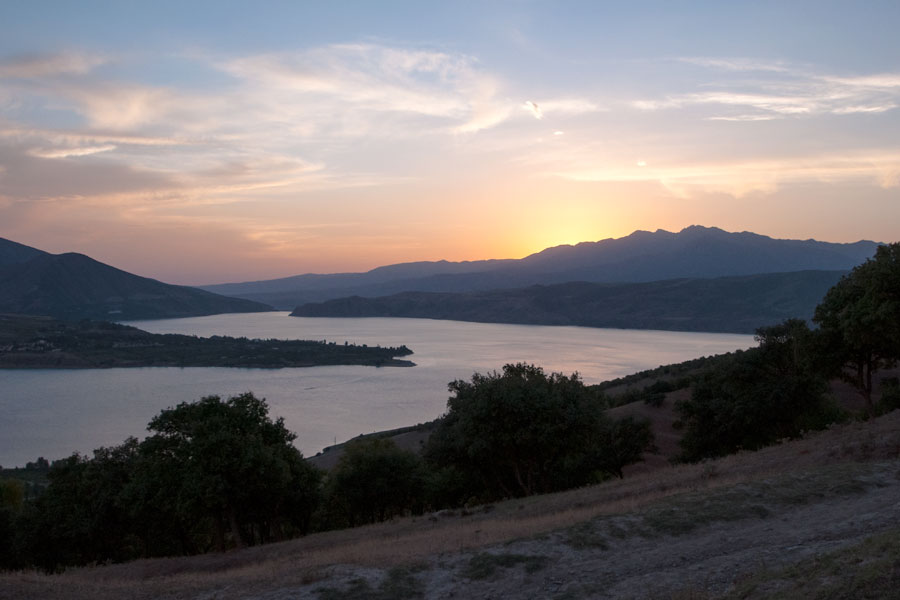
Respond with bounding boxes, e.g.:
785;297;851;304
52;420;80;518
0;237;47;266
292;270;846;334
0;249;272;321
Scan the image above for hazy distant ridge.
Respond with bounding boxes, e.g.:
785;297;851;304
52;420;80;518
204;226;879;309
291;270;847;334
0;238;273;321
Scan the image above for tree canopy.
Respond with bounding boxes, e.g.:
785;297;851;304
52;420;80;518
8;393;322;571
138;393;321;550
323;437;425;527
675;320;840;461
813;242;900;413
425;363;653;503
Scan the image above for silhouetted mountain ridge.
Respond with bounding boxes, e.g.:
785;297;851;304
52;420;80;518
202;226;879;309
0;238;48;266
0;239;273;321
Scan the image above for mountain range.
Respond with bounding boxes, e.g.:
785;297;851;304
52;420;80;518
202;226;879;309
0;238;272;321
1;226;882;330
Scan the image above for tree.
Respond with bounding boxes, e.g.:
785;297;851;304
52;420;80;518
813;243;900;415
0;477;25;568
5;392;323;570
14;440;145;571
138;392;322;550
323;437;425;527
595;416;656;479
424;363;653;503
676;320;838;462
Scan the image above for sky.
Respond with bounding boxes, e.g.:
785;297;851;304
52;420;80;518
1;1;898;285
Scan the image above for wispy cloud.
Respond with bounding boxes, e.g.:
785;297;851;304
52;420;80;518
676;57;792;73
28;144;116;158
67;85;177;130
0;52;107;78
634;58;900;120
0;127;189;147
553;151;900;197
824;74;900;89
831;104;897;114
222;44;511;134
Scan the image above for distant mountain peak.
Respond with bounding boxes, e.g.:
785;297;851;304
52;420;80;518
198;226;882;310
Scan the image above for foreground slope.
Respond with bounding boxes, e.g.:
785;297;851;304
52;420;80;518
0;238;272;320
203;226;878;308
4;411;897;600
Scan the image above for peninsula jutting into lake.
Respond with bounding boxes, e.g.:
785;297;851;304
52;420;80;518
0;314;414;369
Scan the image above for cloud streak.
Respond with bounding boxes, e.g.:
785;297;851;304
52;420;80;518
0;52;107;78
553;151;900;197
634;59;900;120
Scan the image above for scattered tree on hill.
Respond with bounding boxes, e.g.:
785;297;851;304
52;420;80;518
813;243;900;415
424;363;653;504
322;437;425;527
676;320;841;462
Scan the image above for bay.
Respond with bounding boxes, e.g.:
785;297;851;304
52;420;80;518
0;313;753;467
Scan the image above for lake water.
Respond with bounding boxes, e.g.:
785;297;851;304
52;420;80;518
0;313;753;467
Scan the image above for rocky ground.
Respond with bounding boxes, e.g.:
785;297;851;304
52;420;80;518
296;461;900;600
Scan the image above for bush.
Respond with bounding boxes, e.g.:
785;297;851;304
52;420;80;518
322;438;425;527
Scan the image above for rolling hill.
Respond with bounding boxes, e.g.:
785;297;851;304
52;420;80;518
0;238;273;321
291;270;847;333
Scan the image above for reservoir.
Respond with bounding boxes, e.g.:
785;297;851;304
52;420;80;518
0;313;753;467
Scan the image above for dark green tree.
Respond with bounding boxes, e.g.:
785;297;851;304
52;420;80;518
0;477;25;568
595;416;656;479
16;441;142;571
813;243;900;415
424;363;652;503
323;437;425;527
139;392;322;550
3;392;324;570
676;320;839;461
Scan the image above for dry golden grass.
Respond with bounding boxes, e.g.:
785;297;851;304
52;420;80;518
3;409;899;600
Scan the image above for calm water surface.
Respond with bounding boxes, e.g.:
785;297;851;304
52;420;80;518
0;313;753;467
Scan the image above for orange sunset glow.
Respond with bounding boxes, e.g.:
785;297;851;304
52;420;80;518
1;2;898;284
